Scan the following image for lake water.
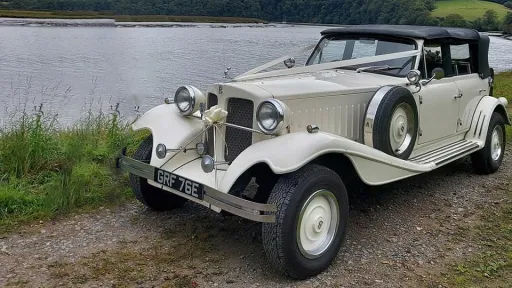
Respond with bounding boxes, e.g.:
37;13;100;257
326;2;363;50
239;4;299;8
1;23;511;124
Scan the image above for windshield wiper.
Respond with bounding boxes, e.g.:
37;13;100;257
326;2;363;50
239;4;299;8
355;65;401;73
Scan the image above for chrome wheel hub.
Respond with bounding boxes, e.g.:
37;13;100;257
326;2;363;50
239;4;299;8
491;125;503;161
389;103;415;155
297;190;339;259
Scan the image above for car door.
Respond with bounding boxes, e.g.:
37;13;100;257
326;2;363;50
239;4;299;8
449;43;488;132
417;78;460;144
416;43;460;144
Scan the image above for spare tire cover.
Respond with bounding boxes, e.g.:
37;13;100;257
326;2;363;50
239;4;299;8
363;86;419;160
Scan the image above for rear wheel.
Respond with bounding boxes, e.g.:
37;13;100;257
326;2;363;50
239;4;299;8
471;112;506;174
129;135;187;211
262;164;349;279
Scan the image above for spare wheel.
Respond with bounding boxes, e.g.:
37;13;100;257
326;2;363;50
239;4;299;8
364;86;419;160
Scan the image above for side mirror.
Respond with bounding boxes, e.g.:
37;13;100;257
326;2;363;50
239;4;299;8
432;67;445;80
284;57;295;68
421;67;445;86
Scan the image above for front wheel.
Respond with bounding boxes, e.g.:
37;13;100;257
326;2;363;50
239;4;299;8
470;112;506;174
129;135;187;211
262;164;349;279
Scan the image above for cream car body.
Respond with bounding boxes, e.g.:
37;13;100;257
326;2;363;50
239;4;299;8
118;25;509;279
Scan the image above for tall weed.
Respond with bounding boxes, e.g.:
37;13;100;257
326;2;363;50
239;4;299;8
0;96;138;233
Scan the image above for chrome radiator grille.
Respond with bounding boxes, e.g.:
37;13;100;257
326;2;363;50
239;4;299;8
206;93;218;157
224;98;254;162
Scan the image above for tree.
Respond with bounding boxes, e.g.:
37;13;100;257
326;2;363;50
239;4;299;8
442;13;468;27
503;12;512;34
424;0;436;11
504;1;512;9
475;9;501;31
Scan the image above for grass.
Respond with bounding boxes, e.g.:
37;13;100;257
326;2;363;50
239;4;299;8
441;186;512;287
40;228;218;287
0;9;267;23
432;0;510;21
494;71;512;104
494;71;512;141
0;100;149;234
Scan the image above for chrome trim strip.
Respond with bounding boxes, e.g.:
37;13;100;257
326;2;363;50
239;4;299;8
204;196;276;223
118;154;155;180
223;122;264;134
410;140;479;165
435;145;480;166
409;140;466;161
479;115;486;138
421;142;477;164
363;85;395;148
474;111;482;137
117;154;276;223
205;189;277;212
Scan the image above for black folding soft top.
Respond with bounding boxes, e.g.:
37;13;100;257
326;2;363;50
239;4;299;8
321;25;491;79
321;25;481;41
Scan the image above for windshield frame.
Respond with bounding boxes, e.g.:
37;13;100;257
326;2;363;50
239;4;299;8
305;34;420;77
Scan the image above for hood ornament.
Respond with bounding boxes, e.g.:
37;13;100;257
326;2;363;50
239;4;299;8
223;67;233;80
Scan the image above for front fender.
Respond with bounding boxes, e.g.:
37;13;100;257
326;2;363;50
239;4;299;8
132;104;204;167
219;131;435;191
465;96;510;144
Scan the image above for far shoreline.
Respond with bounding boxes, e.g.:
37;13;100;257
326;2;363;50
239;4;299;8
0;9;268;24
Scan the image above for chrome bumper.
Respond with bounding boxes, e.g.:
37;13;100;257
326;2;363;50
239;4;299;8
116;151;276;223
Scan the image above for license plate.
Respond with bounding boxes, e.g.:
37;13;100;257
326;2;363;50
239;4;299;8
154;168;204;200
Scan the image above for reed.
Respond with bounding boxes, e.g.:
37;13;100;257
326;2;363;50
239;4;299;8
0;98;147;234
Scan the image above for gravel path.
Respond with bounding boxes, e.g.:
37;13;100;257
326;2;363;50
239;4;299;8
1;147;511;288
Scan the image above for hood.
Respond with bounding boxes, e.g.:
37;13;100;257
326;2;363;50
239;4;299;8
235;69;407;100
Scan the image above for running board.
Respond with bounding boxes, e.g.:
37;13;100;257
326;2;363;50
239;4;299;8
409;140;480;166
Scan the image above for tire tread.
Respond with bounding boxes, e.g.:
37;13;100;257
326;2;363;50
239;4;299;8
262;164;347;279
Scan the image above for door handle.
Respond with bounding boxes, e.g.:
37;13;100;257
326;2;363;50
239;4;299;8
454;93;463;99
479;89;486;93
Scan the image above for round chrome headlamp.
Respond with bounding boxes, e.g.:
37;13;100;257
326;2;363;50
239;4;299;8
196;142;207;155
174;85;205;116
406;70;421;85
155;143;167;159
256;99;285;135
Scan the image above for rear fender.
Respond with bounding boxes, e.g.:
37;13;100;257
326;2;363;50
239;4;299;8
132;104;204;167
219;131;435;191
465;96;510;143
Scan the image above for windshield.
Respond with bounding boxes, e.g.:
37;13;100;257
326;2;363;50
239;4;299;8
306;36;417;76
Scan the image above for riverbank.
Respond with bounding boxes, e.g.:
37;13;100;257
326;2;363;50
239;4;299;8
0;9;267;24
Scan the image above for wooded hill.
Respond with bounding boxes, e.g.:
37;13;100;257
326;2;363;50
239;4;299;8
2;0;512;32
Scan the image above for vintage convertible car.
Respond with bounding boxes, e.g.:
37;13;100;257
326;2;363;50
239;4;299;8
117;25;510;279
